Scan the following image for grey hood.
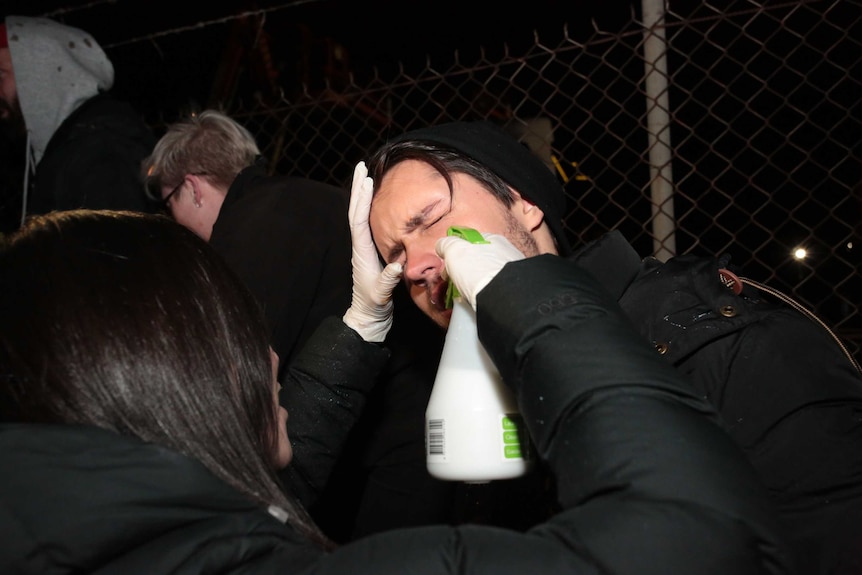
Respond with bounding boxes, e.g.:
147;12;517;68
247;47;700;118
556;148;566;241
5;15;113;164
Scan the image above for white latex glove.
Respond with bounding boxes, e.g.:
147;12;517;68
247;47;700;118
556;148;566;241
342;161;403;342
435;232;526;310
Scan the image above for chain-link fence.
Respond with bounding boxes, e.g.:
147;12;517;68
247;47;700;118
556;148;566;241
215;0;861;363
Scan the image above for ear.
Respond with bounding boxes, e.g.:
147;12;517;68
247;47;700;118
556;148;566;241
187;174;206;208
511;189;546;231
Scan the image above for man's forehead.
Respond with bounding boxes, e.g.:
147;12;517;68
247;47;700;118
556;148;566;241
377;160;443;192
374;176;447;221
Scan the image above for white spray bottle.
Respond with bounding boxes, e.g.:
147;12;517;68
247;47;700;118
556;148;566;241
425;227;533;483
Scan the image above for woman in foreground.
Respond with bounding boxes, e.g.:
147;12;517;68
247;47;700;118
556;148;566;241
0;207;792;574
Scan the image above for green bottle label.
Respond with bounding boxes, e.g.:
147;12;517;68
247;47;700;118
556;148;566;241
502;414;530;460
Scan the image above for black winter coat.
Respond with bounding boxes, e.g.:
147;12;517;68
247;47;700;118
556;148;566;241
572;230;862;575
209;162;353;372
1;259;794;574
28;94;158;216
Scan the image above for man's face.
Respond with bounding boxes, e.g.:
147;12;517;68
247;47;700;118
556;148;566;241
370;159;540;328
0;48;25;137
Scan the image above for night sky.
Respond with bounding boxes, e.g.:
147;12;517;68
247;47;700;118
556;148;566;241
1;0;639;119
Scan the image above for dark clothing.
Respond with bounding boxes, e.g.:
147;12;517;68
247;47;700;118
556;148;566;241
0;130;26;233
572;230;862;575
28;94;158;215
0;261;794;574
311;291;552;542
3;424;319;574
279;317;392;506
310;289;453;541
209;163;353;371
209;164;448;540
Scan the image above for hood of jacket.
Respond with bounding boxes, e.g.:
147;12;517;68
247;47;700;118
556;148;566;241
5;15;113;165
0;423;307;574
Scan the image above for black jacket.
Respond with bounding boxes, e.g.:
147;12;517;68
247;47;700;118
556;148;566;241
209;163;353;372
209;163;450;541
1;259;794;574
28;94;158;216
572;230;862;575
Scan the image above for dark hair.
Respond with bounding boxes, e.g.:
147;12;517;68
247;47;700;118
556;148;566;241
0;209;330;548
367;140;518;208
366;121;572;256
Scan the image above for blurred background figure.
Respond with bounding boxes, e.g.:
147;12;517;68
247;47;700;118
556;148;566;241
0;16;158;231
144;109;352;370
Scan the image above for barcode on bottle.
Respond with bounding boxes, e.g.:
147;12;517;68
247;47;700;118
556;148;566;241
428;419;445;455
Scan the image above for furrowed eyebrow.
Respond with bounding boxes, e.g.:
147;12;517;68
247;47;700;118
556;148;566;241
384;201;441;263
404;212;428;233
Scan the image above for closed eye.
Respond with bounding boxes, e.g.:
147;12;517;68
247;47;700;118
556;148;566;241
385;196;452;265
424;213;446;230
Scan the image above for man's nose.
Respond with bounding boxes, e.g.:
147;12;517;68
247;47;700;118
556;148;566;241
403;246;441;286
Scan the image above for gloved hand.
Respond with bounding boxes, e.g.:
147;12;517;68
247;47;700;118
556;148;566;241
435;232;526;310
342;161;403;342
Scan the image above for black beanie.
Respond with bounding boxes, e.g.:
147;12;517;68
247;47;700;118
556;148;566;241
391;121;571;256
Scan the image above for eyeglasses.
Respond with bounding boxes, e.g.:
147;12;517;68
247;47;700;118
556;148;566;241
161;179;185;211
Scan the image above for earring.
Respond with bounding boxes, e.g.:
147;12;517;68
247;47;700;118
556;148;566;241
194;200;202;208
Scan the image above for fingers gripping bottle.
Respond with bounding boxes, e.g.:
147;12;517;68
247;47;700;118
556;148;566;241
425;227;533;483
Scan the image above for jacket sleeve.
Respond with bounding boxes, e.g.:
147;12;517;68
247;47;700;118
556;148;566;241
278;316;390;507
482;254;793;575
287;255;794;575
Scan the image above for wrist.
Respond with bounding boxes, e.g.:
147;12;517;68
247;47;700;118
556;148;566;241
342;308;391;343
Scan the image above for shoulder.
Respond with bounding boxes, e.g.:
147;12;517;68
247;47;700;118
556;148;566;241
67;95;151;133
279;176;349;202
49;94;155;154
244;176;350;220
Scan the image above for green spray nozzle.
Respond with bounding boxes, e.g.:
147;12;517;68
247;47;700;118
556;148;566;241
444;226;489;309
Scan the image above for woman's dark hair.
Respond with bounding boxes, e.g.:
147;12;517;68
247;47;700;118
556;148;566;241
0;209;330;548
